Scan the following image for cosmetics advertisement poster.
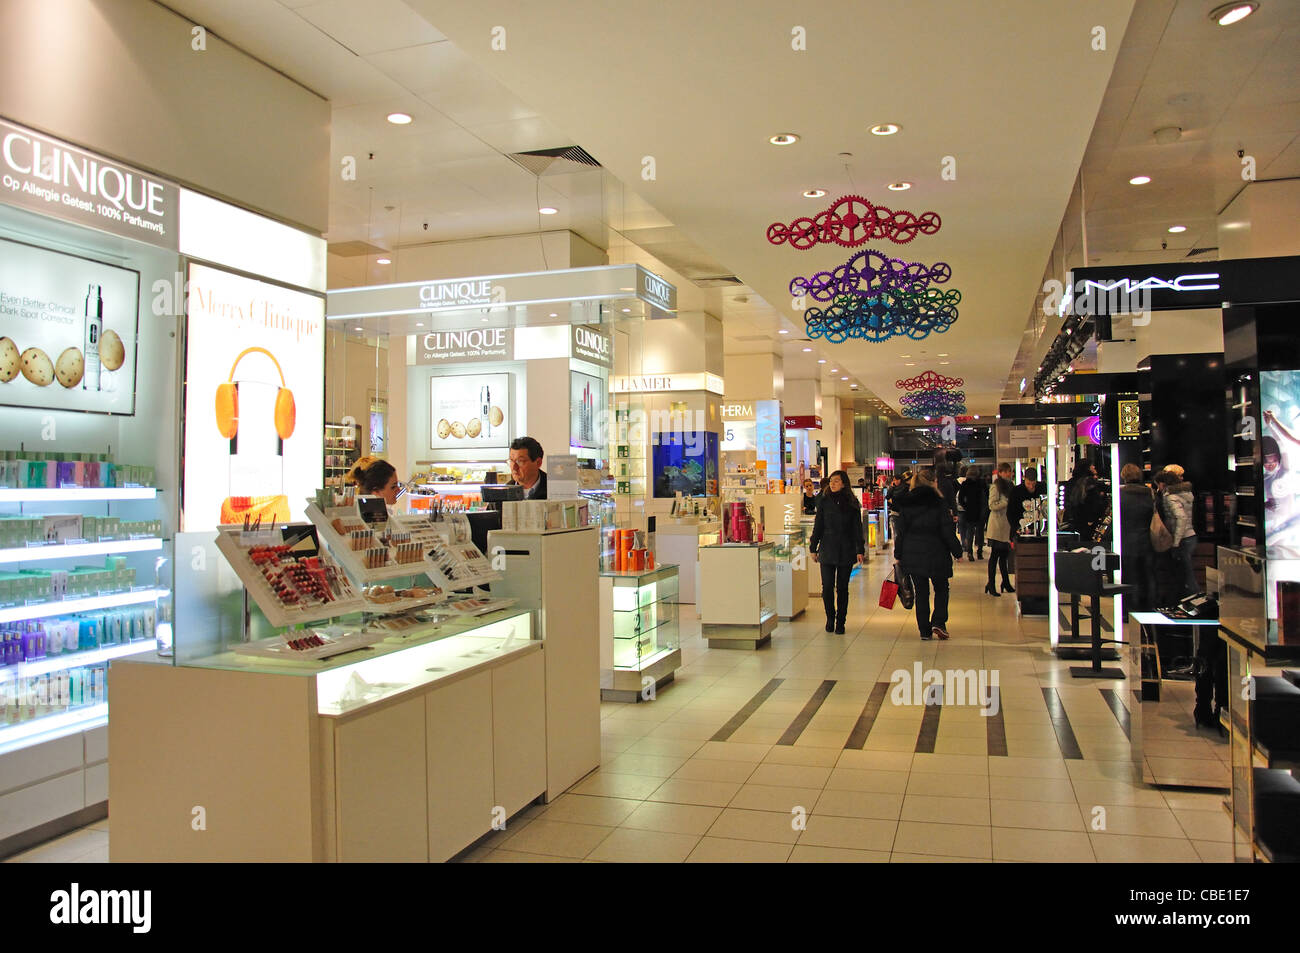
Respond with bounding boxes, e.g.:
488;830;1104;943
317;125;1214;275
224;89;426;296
0;236;139;415
182;262;324;532
430;372;510;450
570;370;605;450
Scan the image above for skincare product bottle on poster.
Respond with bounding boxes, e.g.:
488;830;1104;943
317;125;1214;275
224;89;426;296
83;284;103;391
480;385;491;437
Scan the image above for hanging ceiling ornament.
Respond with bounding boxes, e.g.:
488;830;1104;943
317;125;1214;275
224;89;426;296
895;370;964;391
803;287;961;342
899;390;967;418
790;249;952;302
767;195;942;248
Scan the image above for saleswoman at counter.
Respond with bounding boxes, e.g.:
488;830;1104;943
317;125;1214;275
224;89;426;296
348;456;403;504
508;436;548;500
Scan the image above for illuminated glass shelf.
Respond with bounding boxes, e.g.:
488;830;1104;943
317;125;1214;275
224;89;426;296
0;587;169;624
0;537;163;564
0;487;157;503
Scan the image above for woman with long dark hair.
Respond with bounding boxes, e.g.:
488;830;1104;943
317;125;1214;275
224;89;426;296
810;469;866;634
984;461;1015;596
347;456;402;505
895;468;963;640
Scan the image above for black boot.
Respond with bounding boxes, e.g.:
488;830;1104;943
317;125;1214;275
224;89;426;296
825;616;835;633
835;613;846;635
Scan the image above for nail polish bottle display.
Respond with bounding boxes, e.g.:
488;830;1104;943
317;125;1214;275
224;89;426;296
82;284;103;392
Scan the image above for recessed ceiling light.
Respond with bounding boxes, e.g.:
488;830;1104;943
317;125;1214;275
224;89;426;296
870;123;900;136
415;322;424;327
887;181;912;191
353;326;363;331
769;133;800;145
901;354;911;358
481;316;489;322
940;361;951;365
538;206;558;215
905;362;916;366
1210;2;1258;25
817;359;827;364
778;329;789;334
801;347;812;352
1168;225;1187;233
386;112;412;125
621;308;631;313
1129;175;1151;185
938;353;948;357
376;257;391;265
803;189;827;198
549;312;558;317
831;368;838;373
841;376;848;381
619;287;634;291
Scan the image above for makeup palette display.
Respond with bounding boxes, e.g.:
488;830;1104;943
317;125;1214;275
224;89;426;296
231;624;387;661
215;525;366;627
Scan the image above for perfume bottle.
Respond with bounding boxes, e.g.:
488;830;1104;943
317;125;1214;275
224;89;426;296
83;284;103;391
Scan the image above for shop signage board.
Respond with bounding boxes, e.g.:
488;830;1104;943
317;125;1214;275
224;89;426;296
720;403;755;419
1007;426;1044;446
415;326;512;364
571;324;611;366
0;117;179;251
1069;256;1300;314
429;372;510;451
784;415;823;430
610;372;723;395
755;399;783;481
637;267;677;319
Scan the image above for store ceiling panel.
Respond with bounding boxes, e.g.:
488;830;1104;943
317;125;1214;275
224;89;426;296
295;0;446;55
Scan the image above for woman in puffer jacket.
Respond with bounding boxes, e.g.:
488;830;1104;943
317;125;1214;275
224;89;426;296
895;468;963;640
1157;465;1199;597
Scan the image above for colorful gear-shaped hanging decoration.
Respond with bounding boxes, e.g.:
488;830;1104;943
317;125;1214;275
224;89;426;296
790;250;952;302
803;287;961;343
898;390;967;418
895;370;964;391
767;195;941;248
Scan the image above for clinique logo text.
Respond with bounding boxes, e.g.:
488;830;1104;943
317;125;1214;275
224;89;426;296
641;273;671;307
423;328;507;351
2;133;166;218
574;326;610;355
418;280;492;306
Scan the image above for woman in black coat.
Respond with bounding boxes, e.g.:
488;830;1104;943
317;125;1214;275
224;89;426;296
895;467;963;640
810;469;866;634
1118;463;1156;612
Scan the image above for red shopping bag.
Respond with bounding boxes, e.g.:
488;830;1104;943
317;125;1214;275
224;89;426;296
879;576;899;610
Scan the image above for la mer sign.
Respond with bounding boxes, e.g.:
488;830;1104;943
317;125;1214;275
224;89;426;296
417;326;512;364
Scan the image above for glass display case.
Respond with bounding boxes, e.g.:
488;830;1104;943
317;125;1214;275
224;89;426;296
599;564;681;702
699;541;778;648
767;525;809;619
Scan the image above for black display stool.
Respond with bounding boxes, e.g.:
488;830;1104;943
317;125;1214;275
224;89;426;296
1053;551;1134;679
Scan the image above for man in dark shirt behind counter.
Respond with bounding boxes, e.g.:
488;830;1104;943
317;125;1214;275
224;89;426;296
508;436;548;500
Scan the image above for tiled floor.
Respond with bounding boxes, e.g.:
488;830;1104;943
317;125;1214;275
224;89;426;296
5;552;1235;863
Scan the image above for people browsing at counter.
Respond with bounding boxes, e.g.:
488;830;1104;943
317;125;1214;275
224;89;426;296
810;470;866;634
508;437;548;500
894;468;964;641
1156;465;1198;597
1008;467;1046;541
347;456;403;505
1118;463;1157;612
956;466;987;561
802;478;819;515
985;462;1015;596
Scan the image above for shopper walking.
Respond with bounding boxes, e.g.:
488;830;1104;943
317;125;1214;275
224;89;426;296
985;462;1015;595
887;469;912;548
1157;465;1199;597
894;468;963;640
956;466;987;561
801;478;819;515
810;470;866;634
1118;463;1157;612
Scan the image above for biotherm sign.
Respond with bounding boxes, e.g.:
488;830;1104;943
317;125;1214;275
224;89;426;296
0;117;179;250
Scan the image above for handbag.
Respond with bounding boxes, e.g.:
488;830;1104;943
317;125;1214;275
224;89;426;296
879;569;899;610
896;564;915;610
1151;507;1174;552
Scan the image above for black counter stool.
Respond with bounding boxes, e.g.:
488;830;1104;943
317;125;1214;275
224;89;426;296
1054;550;1134;679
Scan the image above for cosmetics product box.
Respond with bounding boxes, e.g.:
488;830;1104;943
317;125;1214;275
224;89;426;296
42;515;83;543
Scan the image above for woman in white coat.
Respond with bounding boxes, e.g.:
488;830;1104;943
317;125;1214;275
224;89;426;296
984;462;1014;596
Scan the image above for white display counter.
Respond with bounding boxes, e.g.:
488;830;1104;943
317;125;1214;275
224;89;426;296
698;542;778;649
655;519;721;607
598;565;682;702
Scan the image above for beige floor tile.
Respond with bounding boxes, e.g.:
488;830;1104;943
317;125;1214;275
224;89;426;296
864;734;922;752
600;734;640;754
500;819;613;859
813;788;904;820
793;728;853;748
586;828;701;863
835;749;914;772
621;801;723;836
538;794;641;827
1161;790;1232;813
989;775;1077;803
1089;833;1200;863
743;711;802;728
686;836;794;863
602;752;688;778
647;778;743;807
1065;760;1140;783
1193;839;1234;863
889;852;987;863
935;720;991;739
1082;803;1186;838
746;762;832;789
648;721;727;741
987;756;1070;779
1005;740;1071;759
728;783;822;813
910;752;990;775
905;772;989;799
798;815;898;852
692;741;774;762
788;844;890;863
763;745;841;767
7;829;108;863
933;736;990;756
570;772;665;801
1174;809;1233;843
893;821;992;859
992;828;1095;862
901;795;992;825
481;850;575;863
727;725;789;746
671;758;759;784
991;798;1085;832
1144;757;1231;786
707;808;802;844
1071;780;1168;808
625;736;707;759
824;767;910;794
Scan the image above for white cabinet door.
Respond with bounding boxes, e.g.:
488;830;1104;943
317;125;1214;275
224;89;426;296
491;651;546;818
426;671;493;862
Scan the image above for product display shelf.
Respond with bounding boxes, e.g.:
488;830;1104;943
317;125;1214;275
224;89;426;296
0;487;157;503
599;564;682;702
215;527;366;629
0;537;163;564
1229;376;1260;547
767;525;809;620
698;541;778;649
655;518;720;607
0;586;168;624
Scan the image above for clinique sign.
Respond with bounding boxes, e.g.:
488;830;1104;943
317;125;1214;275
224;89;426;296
417;327;511;364
418;279;495;308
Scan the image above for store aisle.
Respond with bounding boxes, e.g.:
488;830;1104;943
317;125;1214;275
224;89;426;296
3;553;1232;864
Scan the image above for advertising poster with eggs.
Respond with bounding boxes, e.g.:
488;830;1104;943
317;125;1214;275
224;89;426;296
430;373;509;450
0;237;138;415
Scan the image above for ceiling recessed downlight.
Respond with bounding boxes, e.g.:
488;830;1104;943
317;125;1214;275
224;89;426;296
415;322;424;327
887;181;912;191
1129;175;1151;185
1168;225;1187;233
870;123;900;136
803;189;827;198
549;313;558;318
353;327;364;332
538;206;558;215
841;376;848;381
1210;2;1258;25
621;308;631;313
386;112;412;125
769;133;800;145
817;359;827;364
376;257;391;265
778;329;789;334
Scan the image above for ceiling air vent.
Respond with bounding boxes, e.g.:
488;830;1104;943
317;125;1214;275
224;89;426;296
506;146;602;176
1186;246;1219;257
693;275;743;287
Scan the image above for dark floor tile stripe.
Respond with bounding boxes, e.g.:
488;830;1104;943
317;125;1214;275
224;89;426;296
776;679;837;746
986;688;1008;756
844;682;891;750
1099;688;1131;740
709;678;785;742
1041;687;1084;760
914;697;941;753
